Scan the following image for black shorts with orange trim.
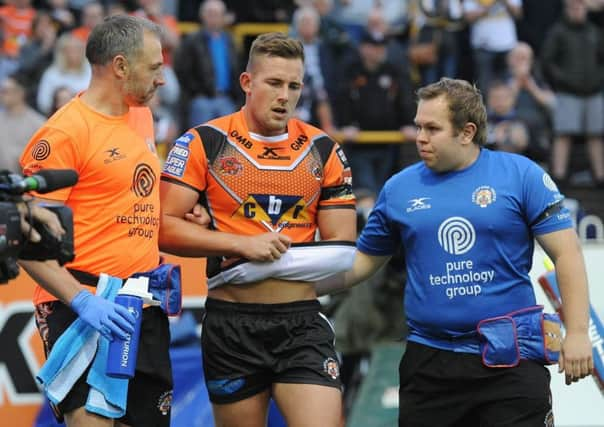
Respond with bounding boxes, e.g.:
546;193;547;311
202;298;342;404
34;301;173;426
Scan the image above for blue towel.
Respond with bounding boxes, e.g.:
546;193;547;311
36;274;129;418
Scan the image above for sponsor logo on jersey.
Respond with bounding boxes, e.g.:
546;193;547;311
31;140;50;161
437;216;476;255
406;197;431;213
104;147;126;164
230;129;253;149
175;132;194;146
234;194;310;226
472;186;496;208
163;137;191;178
290;134;308;151
131;163;156;197
257;146;291;160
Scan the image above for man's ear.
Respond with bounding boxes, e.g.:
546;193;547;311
461;122;477;145
239;71;251;95
112;55;128;78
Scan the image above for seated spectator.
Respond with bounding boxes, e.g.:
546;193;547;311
0;0;36;58
47;0;76;32
336;30;415;195
333;0;407;44
408;0;464;85
486;80;529;154
49;85;74;116
291;6;336;133
149;92;179;162
227;0;297;22
0;74;46;173
71;1;105;43
174;0;241;128
17;10;58;108
312;0;353;61
134;0;181;111
36;32;91;115
0;0;36;82
506;42;555;161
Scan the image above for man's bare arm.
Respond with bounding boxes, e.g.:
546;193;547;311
316;251;391;296
159;181;290;261
537;228;593;384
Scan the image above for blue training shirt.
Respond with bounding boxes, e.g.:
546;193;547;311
357;148;572;351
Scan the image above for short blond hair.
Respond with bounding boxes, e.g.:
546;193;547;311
246;32;304;71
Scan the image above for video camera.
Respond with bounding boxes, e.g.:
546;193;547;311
0;169;78;283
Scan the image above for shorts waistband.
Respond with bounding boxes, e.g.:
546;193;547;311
205;297;321;315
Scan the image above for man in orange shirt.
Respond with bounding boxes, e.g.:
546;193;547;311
160;32;357;427
19;15;198;427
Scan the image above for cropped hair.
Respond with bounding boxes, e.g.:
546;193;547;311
86;15;162;66
246;32;304;71
417;78;488;146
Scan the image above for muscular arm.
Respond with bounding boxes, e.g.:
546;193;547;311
316;207;357;241
536;228;593;384
159;181;290;261
315;251;391;296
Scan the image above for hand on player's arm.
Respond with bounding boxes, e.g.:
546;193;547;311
537;229;593;385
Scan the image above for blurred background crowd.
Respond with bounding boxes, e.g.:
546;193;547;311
1;0;604;196
0;0;603;419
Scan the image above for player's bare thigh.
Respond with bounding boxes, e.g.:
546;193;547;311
273;382;343;427
211;389;271;427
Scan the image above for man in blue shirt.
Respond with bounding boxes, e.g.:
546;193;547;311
318;78;593;426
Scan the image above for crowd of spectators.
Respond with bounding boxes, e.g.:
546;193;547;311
2;0;604;192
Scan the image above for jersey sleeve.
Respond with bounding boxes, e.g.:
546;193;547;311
318;141;355;209
161;129;209;192
356;181;399;256
522;161;573;235
19;125;80;202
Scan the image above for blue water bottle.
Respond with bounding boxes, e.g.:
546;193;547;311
106;278;151;378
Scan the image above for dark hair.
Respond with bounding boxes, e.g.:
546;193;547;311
86;15;162;66
246;32;304;71
417;78;487;146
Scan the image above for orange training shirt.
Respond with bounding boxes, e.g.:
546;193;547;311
20;95;161;304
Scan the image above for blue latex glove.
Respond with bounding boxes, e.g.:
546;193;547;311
70;290;135;340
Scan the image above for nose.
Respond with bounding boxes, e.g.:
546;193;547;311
155;71;166;87
277;85;289;102
416;128;428;144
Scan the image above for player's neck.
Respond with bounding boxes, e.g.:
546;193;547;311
80;82;129;117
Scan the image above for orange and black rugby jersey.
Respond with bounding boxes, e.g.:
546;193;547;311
20;95;161;304
161;109;356;243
